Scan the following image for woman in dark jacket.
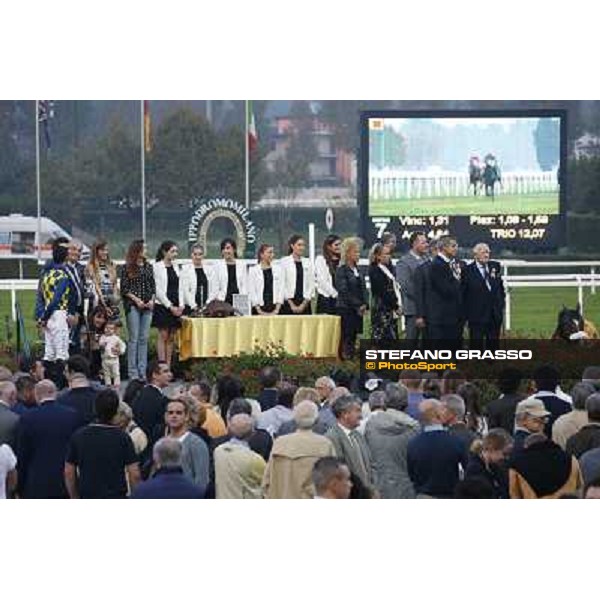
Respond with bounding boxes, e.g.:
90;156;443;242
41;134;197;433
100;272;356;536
335;237;368;360
465;428;513;498
368;243;401;341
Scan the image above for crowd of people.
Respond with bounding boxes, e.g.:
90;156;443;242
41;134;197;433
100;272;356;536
4;229;596;499
31;229;506;392
2;356;600;499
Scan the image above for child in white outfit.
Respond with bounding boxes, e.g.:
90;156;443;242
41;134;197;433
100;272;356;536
99;321;127;388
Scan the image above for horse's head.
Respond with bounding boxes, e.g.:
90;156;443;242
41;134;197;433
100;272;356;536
555;303;585;340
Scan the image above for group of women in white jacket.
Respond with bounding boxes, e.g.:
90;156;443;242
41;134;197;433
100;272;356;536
148;234;344;364
153;234;343;318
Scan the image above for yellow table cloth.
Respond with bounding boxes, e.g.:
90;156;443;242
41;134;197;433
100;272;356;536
178;315;341;359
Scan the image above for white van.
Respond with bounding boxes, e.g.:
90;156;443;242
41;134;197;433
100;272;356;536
0;214;90;261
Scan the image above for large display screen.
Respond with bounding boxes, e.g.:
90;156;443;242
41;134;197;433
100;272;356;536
359;110;566;251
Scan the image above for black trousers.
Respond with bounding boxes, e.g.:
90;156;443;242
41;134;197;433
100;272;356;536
468;322;501;351
338;309;363;359
429;322;462;352
316;294;337;315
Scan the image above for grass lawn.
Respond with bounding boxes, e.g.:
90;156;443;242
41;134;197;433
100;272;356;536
2;286;599;347
369;192;559;217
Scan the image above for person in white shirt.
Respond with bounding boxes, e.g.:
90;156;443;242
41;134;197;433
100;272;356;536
214;238;248;305
99;321;127;388
152;241;184;366
248;244;284;315
0;443;17;499
280;234;315;315
315;234;341;315
179;244;217;313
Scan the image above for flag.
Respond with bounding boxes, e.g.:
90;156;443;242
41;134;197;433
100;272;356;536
247;100;258;154
144;100;152;153
38;100;54;149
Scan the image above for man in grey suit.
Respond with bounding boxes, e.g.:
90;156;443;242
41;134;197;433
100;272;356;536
396;231;429;344
0;381;20;448
326;394;375;497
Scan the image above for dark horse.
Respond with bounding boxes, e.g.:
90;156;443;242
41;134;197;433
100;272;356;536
552;304;598;341
468;156;482;196
483;153;501;198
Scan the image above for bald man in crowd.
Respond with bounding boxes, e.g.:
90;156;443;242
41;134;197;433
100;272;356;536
407;399;469;498
214;413;266;499
16;379;80;498
0;381;19;447
461;242;505;350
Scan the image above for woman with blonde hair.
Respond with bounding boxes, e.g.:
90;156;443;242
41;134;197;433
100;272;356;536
335;237;368;359
115;401;148;457
85;239;120;320
368;242;402;341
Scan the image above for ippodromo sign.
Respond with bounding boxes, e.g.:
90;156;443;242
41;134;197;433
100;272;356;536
188;198;257;257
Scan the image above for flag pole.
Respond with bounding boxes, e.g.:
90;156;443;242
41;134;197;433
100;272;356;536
35;101;42;263
140;100;147;242
245;100;250;210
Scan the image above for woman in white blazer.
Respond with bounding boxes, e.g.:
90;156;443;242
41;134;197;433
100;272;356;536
315;234;341;315
179;243;217;313
152;240;184;366
248;244;284;315
214;238;248;305
280;234;315;315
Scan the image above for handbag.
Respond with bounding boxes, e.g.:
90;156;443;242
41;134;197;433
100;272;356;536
198;299;239;318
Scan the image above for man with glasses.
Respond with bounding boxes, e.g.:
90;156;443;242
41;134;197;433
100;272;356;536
511;398;551;458
428;235;463;351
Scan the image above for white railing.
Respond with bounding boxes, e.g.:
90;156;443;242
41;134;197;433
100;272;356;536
370;170;558;199
3;269;598;333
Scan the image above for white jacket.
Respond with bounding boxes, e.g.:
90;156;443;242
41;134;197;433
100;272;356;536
179;263;218;309
247;263;284;308
280;255;315;302
153;261;183;308
314;255;338;298
214;260;249;302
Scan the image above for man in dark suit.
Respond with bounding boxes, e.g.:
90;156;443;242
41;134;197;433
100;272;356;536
16;379;80;498
57;355;99;426
428;235;463;351
65;240;87;356
131;437;205;499
396;231;429;345
0;381;20;447
133;360;172;444
461;243;505;350
257;366;280;412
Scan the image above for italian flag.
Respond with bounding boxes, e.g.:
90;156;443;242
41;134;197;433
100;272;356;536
247;100;258;154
